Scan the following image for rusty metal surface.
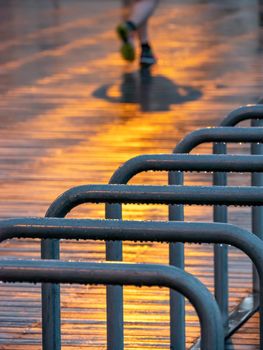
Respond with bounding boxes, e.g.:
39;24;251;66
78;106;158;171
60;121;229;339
0;0;262;348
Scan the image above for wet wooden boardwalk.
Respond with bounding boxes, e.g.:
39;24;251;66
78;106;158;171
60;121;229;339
0;0;262;348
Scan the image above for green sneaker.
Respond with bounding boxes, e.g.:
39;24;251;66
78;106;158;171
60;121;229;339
116;23;135;62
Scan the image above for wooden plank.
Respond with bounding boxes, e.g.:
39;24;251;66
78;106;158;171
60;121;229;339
0;0;261;348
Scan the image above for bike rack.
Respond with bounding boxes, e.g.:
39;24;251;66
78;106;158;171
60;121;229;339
215;105;263;333
0;259;224;350
219;104;263;126
106;127;263;350
1;218;263;348
171;126;263;349
43;171;263;349
22;106;263;349
176;104;263;349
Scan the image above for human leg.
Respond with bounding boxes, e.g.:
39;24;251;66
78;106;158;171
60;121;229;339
137;22;157;67
137;22;148;44
117;0;159;63
117;1;137;62
129;0;159;28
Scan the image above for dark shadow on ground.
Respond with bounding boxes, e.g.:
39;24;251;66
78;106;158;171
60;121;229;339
92;68;203;112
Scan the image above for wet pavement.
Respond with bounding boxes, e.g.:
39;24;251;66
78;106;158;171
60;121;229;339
0;0;262;348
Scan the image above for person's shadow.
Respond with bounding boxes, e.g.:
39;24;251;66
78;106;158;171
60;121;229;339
92;68;203;112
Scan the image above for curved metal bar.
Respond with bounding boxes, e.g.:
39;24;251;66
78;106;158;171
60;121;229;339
109;154;263;184
44;151;263;350
170;126;263;347
42;128;263;350
46;184;263;216
220;105;263;127
1;219;263;266
174;127;263;153
45;174;263;349
109;128;263;350
0;259;223;350
214;111;263;335
197;106;263;347
3;218;263;347
109;133;263;345
2;219;263;272
251;119;263;294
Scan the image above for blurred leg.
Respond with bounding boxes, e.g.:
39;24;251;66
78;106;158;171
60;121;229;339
130;0;159;28
117;0;137;61
137;15;157;67
137;21;149;44
117;0;158;63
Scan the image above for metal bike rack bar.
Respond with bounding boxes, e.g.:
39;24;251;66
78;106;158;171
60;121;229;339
46;184;263;210
251;119;263;295
107;128;263;350
42;153;263;350
170;126;263;349
191;124;263;350
215;106;263;328
188;104;263;345
219;104;263;127
2;218;263;347
44;169;263;350
173;127;263;154
41;122;263;348
182;104;263;349
211;106;263;347
0;259;224;350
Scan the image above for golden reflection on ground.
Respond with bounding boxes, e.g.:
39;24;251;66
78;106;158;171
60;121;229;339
0;0;260;348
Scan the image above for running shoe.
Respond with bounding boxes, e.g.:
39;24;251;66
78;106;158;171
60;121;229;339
116;23;135;62
140;45;157;68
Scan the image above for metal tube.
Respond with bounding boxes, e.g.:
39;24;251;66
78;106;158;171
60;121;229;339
109;153;263;184
215;106;263;331
213;142;228;327
170;126;263;348
108;148;263;350
42;128;263;350
3;217;263;347
174;127;263;154
45;179;263;341
48;174;263;348
108;146;263;350
2;219;263;260
251;119;263;294
41;239;60;350
216;108;263;330
106;128;263;350
220;104;263;126
0;260;224;350
44;151;263;350
45;184;263;212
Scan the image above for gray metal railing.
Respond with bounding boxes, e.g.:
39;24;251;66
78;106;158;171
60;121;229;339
106;127;263;350
214;106;263;337
42;150;263;350
38;107;263;349
195;104;263;349
44;171;263;349
0;259;224;350
171;126;263;349
251;119;263;298
219;104;263;126
2;218;263;347
46;184;263;209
